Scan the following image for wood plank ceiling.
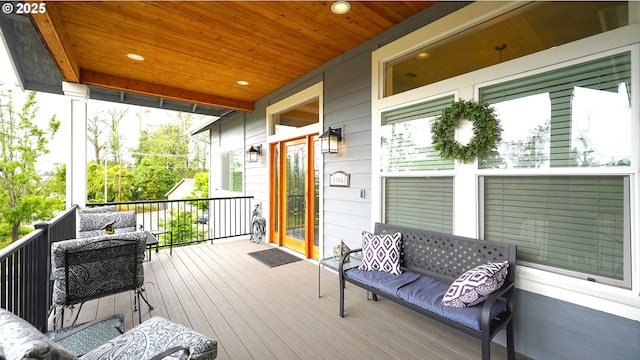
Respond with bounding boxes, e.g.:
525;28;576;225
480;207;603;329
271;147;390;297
29;1;435;112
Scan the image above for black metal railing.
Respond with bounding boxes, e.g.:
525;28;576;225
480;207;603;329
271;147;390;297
1;196;254;329
88;196;254;248
0;206;77;331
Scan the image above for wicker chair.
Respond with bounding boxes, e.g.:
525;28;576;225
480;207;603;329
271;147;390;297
50;232;153;326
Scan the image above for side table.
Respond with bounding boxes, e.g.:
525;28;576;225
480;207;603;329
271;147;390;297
143;230;173;261
318;256;361;298
150;229;173;255
144;231;159;261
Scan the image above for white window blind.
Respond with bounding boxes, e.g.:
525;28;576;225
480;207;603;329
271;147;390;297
479;52;631;169
482;175;629;287
384;177;453;234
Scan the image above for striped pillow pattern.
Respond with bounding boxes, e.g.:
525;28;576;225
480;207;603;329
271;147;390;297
358;231;403;275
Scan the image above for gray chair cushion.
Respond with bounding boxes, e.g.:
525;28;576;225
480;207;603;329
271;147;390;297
0;310;218;360
0;309;78;360
79;205;117;214
77;227;137;239
81;316;218;360
78;211;136;238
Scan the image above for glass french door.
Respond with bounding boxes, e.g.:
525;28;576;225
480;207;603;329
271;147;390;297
270;135;319;259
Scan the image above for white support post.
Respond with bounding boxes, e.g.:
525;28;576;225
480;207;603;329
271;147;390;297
62;82;89;209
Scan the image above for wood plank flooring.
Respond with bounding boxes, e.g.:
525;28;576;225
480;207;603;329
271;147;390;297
63;239;525;360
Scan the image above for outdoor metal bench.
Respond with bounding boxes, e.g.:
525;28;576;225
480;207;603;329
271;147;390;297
339;222;517;360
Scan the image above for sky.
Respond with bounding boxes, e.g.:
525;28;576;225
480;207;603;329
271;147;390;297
0;35;202;173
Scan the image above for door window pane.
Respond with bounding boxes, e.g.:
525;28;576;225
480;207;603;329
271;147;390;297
272;99;319;136
285;142;306;241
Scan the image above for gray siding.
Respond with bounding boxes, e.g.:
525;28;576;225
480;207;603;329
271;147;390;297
511;290;640;360
322;49;373;250
206;2;640;359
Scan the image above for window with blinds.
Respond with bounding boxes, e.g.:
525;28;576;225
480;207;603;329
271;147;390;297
384;177;453;234
220;149;243;193
482;176;629;288
381;95;455;172
479;51;632;169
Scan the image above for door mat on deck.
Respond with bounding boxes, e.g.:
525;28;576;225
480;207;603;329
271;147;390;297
248;248;302;268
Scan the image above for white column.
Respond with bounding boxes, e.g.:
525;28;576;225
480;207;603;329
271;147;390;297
453;89;479;238
62;82;89;209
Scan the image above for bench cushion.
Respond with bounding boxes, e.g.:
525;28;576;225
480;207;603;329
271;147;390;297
345;269;506;331
346;268;420;295
396;276;506;331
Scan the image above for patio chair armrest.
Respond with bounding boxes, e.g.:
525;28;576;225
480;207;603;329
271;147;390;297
149;346;190;360
45;314;125;356
47;314;124;342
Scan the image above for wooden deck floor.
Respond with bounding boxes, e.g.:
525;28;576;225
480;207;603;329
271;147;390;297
66;239;524;360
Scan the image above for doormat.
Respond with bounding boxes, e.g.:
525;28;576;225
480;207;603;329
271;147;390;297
248;248;302;268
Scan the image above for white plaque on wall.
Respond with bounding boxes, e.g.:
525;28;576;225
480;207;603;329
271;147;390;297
329;171;350;187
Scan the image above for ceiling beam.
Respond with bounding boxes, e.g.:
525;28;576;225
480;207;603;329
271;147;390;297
80;70;254;112
29;2;80;83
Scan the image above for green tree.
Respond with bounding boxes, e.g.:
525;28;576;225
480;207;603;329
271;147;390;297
132;122;190;199
42;163;66;202
192;172;208;198
86;161;136;203
0;89;63;241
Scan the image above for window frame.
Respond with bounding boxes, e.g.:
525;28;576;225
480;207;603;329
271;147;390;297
371;0;640;320
473;47;636;288
220;148;244;194
478;175;631;288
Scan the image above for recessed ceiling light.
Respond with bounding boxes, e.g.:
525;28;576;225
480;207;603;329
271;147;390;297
331;1;350;15
127;53;145;61
417;52;429;59
237;80;250;86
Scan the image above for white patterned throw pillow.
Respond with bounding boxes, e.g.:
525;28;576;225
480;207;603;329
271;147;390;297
358;231;402;275
441;261;509;308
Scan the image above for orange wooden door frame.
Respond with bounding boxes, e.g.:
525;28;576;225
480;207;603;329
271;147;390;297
269;135;319;259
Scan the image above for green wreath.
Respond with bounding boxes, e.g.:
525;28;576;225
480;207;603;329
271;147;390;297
431;99;502;163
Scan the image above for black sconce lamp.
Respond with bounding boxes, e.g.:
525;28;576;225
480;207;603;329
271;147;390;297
246;145;262;163
320;127;342;154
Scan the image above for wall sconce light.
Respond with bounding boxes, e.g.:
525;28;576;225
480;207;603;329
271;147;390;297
320;127;342;154
246;145;262;163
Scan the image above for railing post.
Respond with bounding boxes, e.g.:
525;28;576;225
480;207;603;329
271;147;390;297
34;221;51;331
